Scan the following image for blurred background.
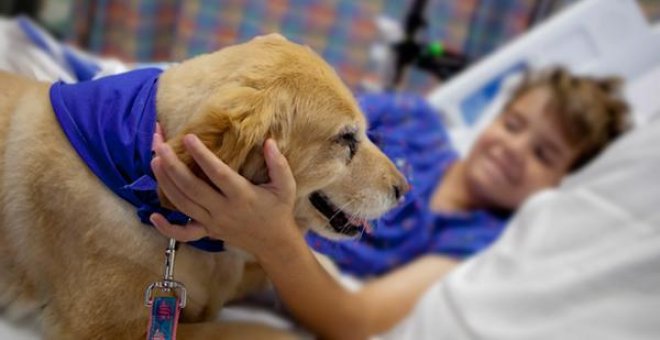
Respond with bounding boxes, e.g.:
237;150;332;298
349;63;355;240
3;0;660;94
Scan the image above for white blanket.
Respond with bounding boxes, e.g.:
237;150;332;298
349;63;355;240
382;117;660;340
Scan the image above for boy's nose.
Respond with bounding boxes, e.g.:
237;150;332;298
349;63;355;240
503;135;528;165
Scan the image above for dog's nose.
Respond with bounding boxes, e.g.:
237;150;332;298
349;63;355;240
393;182;410;202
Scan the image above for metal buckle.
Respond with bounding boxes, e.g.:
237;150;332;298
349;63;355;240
144;280;187;309
145;238;187;309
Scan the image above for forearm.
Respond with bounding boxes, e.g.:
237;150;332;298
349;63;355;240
255;223;459;339
256;228;370;340
359;255;459;334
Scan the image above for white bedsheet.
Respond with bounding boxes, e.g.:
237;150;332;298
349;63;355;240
381;116;660;340
0;319;38;340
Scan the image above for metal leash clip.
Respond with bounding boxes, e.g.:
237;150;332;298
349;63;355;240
144;238;187;309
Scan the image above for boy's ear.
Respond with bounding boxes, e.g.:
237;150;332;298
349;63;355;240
158;86;272;209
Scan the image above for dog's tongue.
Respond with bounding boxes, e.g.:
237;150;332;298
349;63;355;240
363;221;373;234
348;215;372;234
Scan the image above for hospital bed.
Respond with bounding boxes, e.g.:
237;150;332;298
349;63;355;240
427;0;660;155
1;0;659;338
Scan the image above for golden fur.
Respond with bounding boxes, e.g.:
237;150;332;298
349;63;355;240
0;35;407;339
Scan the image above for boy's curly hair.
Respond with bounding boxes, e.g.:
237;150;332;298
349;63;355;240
507;67;631;170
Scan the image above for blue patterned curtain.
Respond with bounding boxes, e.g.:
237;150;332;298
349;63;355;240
65;0;578;93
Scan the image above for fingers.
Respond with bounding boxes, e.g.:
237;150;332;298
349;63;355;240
150;213;208;242
152;125;164;150
155;141;225;204
152;133;163;150
155;122;164;138
182;134;249;198
152;156;212;223
262;139;296;199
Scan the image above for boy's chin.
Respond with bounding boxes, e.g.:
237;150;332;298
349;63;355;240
466;177;519;211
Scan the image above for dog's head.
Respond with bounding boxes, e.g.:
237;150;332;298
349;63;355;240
157;34;408;239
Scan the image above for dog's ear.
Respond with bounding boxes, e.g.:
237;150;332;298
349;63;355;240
159;86;275;209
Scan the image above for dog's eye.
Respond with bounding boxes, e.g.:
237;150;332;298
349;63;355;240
336;131;358;161
340;132;358;159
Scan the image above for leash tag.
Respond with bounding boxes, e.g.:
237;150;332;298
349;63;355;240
145;239;187;340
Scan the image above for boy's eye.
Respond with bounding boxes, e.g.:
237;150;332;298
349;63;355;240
503;114;523;132
534;145;554;166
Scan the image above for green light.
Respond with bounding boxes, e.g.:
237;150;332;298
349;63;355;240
427;42;444;57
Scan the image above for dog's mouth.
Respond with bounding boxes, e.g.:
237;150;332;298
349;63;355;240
309;191;367;237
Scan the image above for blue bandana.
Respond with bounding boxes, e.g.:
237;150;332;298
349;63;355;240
49;68;224;252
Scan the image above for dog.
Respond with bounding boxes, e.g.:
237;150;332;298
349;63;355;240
0;34;408;339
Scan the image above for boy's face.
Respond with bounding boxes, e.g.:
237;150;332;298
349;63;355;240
464;87;579;211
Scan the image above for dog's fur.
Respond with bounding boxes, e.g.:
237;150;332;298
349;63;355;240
0;35;407;339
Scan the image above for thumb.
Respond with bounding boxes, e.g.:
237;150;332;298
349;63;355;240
263;139;296;198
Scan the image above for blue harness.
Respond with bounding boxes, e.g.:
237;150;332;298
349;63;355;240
49;68;224;252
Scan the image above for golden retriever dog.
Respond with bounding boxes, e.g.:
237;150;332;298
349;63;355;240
0;34;408;339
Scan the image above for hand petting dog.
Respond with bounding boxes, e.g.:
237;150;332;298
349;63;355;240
151;131;299;257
